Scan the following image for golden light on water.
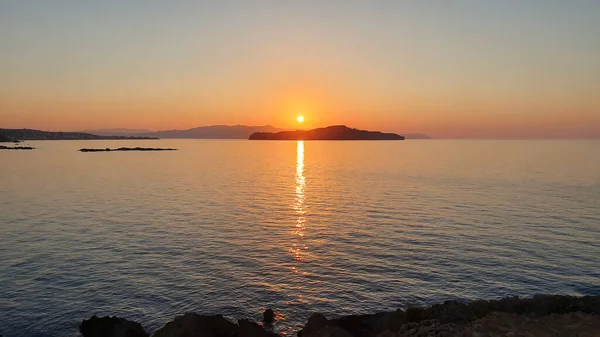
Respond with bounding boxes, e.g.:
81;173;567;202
291;141;307;263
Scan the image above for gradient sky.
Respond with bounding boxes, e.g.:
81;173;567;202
1;1;599;138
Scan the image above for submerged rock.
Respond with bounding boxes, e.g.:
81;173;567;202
79;315;148;337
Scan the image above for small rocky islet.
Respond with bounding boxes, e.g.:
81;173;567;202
79;147;177;152
0;145;35;150
78;294;600;337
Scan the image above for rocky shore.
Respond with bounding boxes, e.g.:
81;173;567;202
79;295;600;337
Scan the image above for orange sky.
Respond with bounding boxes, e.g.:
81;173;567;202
1;2;599;138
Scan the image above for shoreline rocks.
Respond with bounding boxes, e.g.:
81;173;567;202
79;295;600;337
80;316;148;337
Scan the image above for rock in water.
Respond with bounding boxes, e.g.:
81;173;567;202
263;309;275;324
153;313;237;337
79;315;148;337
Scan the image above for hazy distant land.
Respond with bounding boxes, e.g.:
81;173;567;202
0;131;18;142
84;125;285;139
1;126;432;146
249;125;405;140
81;128;154;136
0;129;157;141
402;133;432;139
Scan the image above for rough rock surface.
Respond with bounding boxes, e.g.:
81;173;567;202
298;295;600;337
465;312;600;337
238;319;280;337
153;313;238;337
79;295;600;337
79;315;148;337
263;309;275;324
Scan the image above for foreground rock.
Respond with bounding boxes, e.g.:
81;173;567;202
79;315;148;337
298;295;600;337
79;147;177;152
79;295;600;337
0;145;34;150
152;313;278;337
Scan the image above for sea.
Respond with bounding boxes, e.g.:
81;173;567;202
1;139;599;337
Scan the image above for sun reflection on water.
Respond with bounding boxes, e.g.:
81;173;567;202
290;141;308;263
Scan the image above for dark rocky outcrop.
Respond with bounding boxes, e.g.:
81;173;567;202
79;147;177;152
79;295;600;337
238;319;280;337
153;313;238;337
263;309;275;325
249;125;404;141
79;315;148;337
152;313;269;337
297;295;600;337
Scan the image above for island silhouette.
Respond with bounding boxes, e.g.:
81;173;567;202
249;125;405;140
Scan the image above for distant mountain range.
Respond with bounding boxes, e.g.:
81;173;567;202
81;126;431;139
0;129;156;141
83;125;285;139
81;128;153;136
147;125;284;139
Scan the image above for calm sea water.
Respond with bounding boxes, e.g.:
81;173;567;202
1;139;599;336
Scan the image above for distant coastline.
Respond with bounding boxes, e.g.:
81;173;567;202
0;129;158;141
2;126;433;141
249;125;405;140
81;125;432;140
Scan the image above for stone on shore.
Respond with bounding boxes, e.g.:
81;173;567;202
78;295;600;337
238;319;280;337
153;313;238;337
79;315;148;337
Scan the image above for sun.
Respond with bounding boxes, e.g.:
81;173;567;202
297;115;305;123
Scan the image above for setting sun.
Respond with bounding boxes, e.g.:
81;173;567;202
297;116;305;123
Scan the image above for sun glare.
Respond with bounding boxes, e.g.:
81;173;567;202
297;116;305;123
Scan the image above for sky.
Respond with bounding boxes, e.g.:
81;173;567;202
1;1;599;138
